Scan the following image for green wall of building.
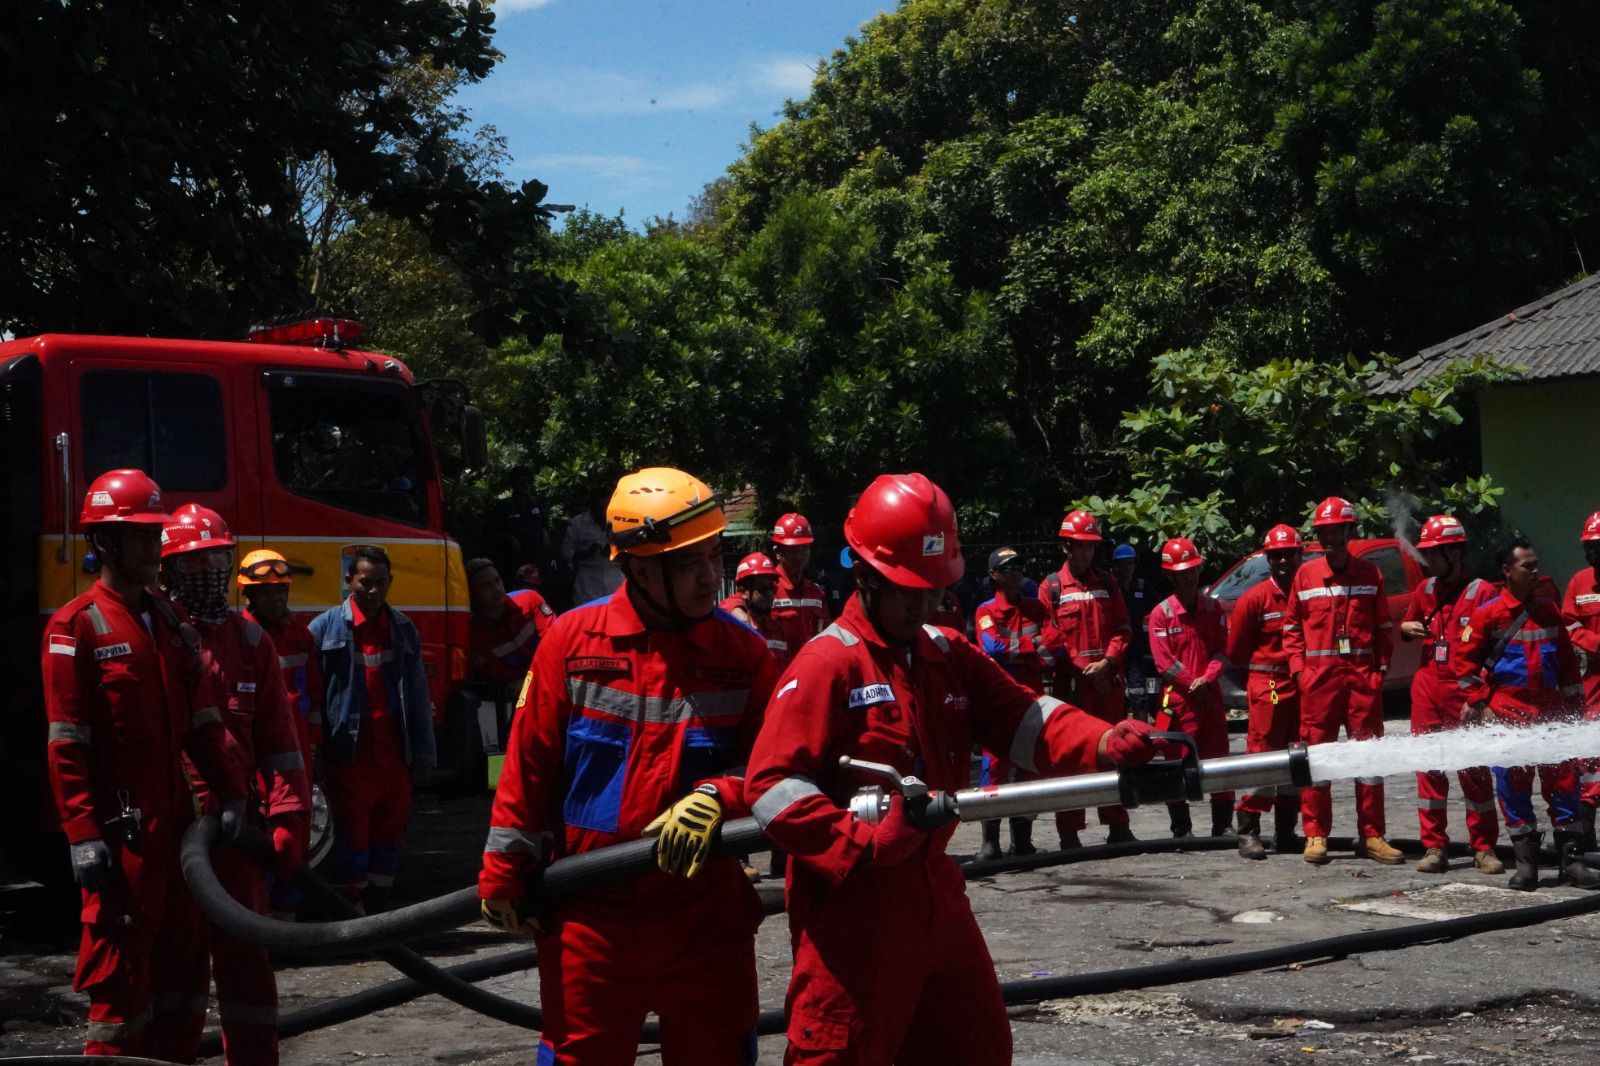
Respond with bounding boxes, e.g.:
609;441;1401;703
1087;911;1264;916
1479;378;1600;582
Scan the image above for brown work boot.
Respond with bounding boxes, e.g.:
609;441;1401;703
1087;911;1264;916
1235;812;1267;861
1303;836;1330;865
1356;836;1405;865
1472;849;1505;875
1415;847;1448;874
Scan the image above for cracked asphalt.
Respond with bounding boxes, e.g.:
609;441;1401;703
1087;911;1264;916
6;731;1600;1064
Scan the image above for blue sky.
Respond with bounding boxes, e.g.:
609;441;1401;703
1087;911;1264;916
454;0;891;227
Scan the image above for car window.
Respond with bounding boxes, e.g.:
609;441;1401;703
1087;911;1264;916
1362;545;1411;594
1209;552;1269;609
81;370;226;491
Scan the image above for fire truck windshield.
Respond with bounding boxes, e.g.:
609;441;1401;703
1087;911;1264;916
268;372;431;527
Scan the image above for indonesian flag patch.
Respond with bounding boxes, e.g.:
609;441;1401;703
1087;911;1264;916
48;634;77;656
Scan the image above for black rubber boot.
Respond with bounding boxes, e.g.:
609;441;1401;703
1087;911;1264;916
1273;802;1301;852
1106;824;1137;845
1236;811;1267;861
978;819;1003;862
1509;832;1542;891
1210;799;1233;838
1008;817;1037;857
1169;803;1193;839
1582;804;1598;854
1556;829;1600;889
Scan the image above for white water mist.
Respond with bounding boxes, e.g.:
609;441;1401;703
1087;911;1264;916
1308;718;1600;783
1384;487;1425;564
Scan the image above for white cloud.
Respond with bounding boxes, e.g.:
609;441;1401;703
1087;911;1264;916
484;69;728;117
749;56;818;96
494;0;557;12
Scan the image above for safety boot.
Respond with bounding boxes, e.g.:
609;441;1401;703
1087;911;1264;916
1415;847;1449;874
1210;799;1233;838
1058;830;1082;851
1169;803;1193;839
978;820;1003;863
1273;803;1301;852
1355;836;1405;865
1303;836;1330;865
1509;832;1542;891
1106;824;1138;846
1555;830;1600;889
1472;849;1505;875
1235;811;1267;861
1008;817;1037;857
1583;803;1598;853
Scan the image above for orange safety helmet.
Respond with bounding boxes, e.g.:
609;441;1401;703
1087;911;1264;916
1415;514;1467;550
735;552;780;584
1262;524;1303;551
844;473;964;589
160;503;235;558
1159;537;1203;572
238;549;294;586
1058;509;1103;542
80;469;168;528
1581;511;1600;543
771;513;814;546
1311;496;1356;527
606;467;726;559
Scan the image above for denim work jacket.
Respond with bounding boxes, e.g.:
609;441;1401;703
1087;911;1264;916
309;599;437;769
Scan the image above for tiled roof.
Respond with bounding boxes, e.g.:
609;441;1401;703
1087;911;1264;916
1371;272;1600;395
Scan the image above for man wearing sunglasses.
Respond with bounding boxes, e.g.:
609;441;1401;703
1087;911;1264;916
479;466;778;1065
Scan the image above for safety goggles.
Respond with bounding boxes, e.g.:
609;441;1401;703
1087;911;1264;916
608;495;724;552
240;557;293;581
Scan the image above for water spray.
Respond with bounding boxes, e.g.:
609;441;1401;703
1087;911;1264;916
1385;486;1425;564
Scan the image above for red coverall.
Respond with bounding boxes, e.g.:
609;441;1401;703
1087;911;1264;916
1040;564;1131;832
245;610;322;919
769;572;828;669
1456;591;1586;834
1283;555;1393;839
183;614;312;1065
470;588;557;689
1560;568;1600;804
479;585;778;1065
974;590;1062;784
1404;576;1500;852
1149;594;1232;804
1228;578;1301;816
720;592;789;662
43;584;247;1060
745;596;1109;1065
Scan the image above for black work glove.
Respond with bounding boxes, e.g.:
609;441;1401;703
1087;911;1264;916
71;838;112;892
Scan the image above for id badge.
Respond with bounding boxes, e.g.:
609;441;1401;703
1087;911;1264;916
1145;677;1160;695
1433;639;1449;665
1337;632;1352;656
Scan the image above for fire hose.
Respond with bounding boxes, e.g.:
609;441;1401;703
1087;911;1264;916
180;738;1600;1047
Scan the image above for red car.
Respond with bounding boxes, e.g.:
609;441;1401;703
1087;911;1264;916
1207;538;1426;711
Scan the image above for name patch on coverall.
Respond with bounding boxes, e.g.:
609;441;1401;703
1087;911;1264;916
848;683;896;709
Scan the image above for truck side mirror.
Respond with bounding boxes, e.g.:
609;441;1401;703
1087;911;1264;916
461;405;488;471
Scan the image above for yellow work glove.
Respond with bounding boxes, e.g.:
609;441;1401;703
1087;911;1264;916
480;897;542;937
642;786;723;879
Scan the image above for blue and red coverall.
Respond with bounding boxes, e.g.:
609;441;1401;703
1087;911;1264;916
1456;590;1586;836
470;588;557;690
1283;554;1393;839
720;592;789;663
183;613;312;1065
973;590;1061;784
769;571;828;670
1228;577;1301;816
1560;568;1600;805
43;584;247;1060
1039;564;1131;832
745;595;1112;1065
1149;593;1232;805
479;585;778;1065
1403;576;1500;852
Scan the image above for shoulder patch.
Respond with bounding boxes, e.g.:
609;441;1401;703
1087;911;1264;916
48;634;77;656
776;678;799;698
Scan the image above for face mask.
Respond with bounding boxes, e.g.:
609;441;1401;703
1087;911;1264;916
171;568;232;624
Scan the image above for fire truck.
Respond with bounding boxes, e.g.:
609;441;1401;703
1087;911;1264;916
0;319;487;882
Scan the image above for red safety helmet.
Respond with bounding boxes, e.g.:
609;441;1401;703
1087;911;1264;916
1311;496;1356;527
160;503;236;558
772;513;814;546
1415;514;1467;550
1058;509;1103;542
844;473;964;589
735;552;779;584
1159;537;1203;572
1262;524;1303;552
80;469;168;528
1581;511;1600;543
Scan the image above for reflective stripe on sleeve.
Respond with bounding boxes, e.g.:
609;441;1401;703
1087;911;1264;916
86;1007;153;1045
491;623;538;659
752;776;823;828
483;825;553;861
1160;661;1184;681
1008;696;1066;773
278;653;309;668
190;706;223;730
47;721;91;745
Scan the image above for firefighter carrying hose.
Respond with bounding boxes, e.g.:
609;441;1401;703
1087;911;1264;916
478;467;778;1065
1228;524;1306;859
1400;514;1503;875
42;470;249;1059
744;473;1173;1065
161;504;312;1065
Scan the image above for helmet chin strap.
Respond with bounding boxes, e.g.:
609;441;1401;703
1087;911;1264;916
623;557;712;628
